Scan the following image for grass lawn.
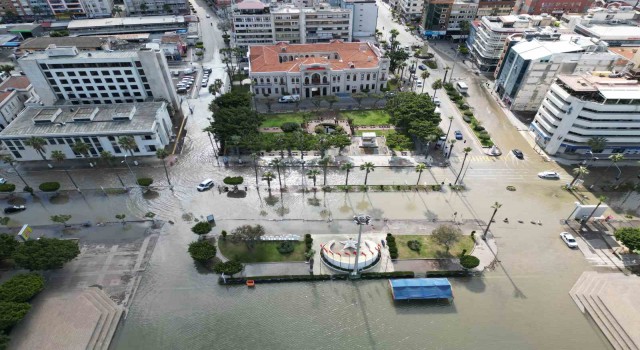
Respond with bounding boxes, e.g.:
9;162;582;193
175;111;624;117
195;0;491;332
260;113;304;128
394;235;474;259
340;110;390;126
355;129;396;137
218;240;306;262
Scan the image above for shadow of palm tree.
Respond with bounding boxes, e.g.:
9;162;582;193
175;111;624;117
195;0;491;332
227;190;247;198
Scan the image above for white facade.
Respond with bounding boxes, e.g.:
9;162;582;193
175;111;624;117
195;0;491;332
82;0;114;17
124;0;188;15
531;74;640;156
340;0;377;38
447;0;477;37
397;0;422;21
0;77;37;130
0;103;173;161
18;46;180;113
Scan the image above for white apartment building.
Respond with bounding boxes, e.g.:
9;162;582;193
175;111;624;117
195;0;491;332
82;0;114;17
467;14;554;72
340;0;377;38
232;2;352;48
446;0;477;40
124;0;188;15
18;45;180;113
0;77;38;130
249;41;389;99
531;74;640;156
0;102;173;161
396;0;422;22
495;36;630;111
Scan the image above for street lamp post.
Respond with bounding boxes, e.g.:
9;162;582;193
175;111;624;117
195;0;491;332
121;155;137;189
442;116;453;155
351;214;371;278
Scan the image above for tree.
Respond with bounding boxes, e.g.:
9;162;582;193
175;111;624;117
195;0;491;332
118;136;136;157
431;79;443;101
483;202;502;239
330;133;352;155
112;5;123;17
12;238;80;271
454;147;472;185
230;224;265;250
188;240;216;262
162;3;171;13
306;169;320;187
386;92;440;141
191;222;212;235
50;215;72;227
0;155;28;189
415;163;427;185
71;141;90;158
207;106;263;153
324;95;339;110
0;273;44;302
213;260;243;276
459;20;471;39
0;234;18;261
587;136;608;153
432;224;462;252
269;158;284;190
420;71;430;93
569;166;590;187
341;162;355;186
0;65;13;76
50;150;65;163
24;137;47;161
318;156;331;186
155;149;172;187
262;171;275;192
370;93;385;108
614;227;640;252
115;214;126;225
0;331;9;350
0;302;30;332
360;162;375;186
352;92;367;108
100;150;114;166
582;196;607;226
139;2;148;13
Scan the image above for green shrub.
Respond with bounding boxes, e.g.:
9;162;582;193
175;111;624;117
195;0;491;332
137;178;153;187
0;301;30;332
460;255;480;269
221;230;228;240
38;182;60;192
407;240;422;252
188;240;216;262
0;273;44;303
191;222;212;235
280;122;300;132
426;60;437;69
223;176;244;185
444;83;454;90
213;260;243;276
277;241;295;254
314;125;325;134
0;184;15;193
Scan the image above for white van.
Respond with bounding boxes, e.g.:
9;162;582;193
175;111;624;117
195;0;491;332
183;68;195;75
456;82;469;95
278;95;300;103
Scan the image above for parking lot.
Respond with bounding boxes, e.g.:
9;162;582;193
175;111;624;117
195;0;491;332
171;67;212;96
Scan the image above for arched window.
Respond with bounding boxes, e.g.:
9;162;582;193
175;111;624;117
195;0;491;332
304;77;309;84
322;76;328;84
311;73;321;84
366;73;370;80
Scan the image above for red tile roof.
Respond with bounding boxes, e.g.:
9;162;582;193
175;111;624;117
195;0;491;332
0;91;13;104
0;76;31;91
250;41;382;73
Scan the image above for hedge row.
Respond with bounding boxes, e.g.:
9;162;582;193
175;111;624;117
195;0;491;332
218;271;416;284
425;270;472;277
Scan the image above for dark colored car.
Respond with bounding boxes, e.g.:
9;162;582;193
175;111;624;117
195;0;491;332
512;149;524;159
418;64;427;70
4;205;25;214
454;130;463;140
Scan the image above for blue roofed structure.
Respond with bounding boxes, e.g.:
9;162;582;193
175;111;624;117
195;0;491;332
389;278;453;301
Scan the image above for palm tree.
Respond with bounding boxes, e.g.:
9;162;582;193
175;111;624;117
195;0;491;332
71;141;90;158
569;166;590;188
156;149;172;187
455;147;472;185
447;139;456;159
420;71;430;94
415;163;427;185
306;169;320;187
269;158;283;190
118;136;136;156
0;155;28;188
139;2;148;13
482;202;502;240
318;156;331;186
24;137;48;161
587;136;608;153
341;162;355;186
262;171;275;192
100;150;114;166
582;196;607;226
424;134;437;156
51;150;65;163
432;79;443;101
360;162;375;185
112;5;123;17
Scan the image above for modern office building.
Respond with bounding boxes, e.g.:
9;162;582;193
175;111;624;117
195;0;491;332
513;0;592;15
0;102;173;161
467;14;554;72
248;41;389;99
18;45;180;112
0;76;37;130
339;0;377;39
124;0;188;15
531;74;640;156
476;0;516;18
495;36;630;111
423;0;453;36
445;0;478;40
67;15;189;36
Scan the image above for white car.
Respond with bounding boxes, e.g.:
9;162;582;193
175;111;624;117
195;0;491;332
206;14;210;18
433;97;441;106
0;178;6;185
416;81;423;88
538;171;560;179
560;232;578;248
197;179;214;192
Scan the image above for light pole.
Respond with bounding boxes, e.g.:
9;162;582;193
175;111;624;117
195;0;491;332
448;50;460;84
121;155;137;188
351;214;371;278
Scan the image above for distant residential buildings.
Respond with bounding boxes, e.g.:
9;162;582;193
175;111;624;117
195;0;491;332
396;0;423;22
124;0;188;15
476;0;516;17
248;41;389;99
0;102;173;161
422;0;477;39
18;45;180;112
495;36;630;111
566;6;640;46
531;74;640;156
0;76;37;130
67;15;190;36
339;0;378;38
514;0;593;15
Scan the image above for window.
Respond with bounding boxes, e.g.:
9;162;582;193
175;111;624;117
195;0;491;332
145;145;157;152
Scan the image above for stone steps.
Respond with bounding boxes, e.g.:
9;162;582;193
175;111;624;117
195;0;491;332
591;281;637;350
94;289;123;350
83;288;123;350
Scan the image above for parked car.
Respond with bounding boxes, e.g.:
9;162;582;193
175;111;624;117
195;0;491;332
512;149;524;159
454;130;463;140
560;232;578;248
204;67;212;73
418;64;427;70
278;95;300;103
538;171;560;179
433;97;441;106
197;179;214;192
416;81;423;88
4;205;25;214
0;178;5;184
201;81;208;87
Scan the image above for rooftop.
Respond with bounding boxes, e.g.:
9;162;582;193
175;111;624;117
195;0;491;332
19;46;140;61
236;0;267;10
513;36;597;59
608;46;640;60
249;41;382;73
0;103;164;138
577;23;640;40
0;76;31;91
19;36;108;50
557;74;640;100
68;16;185;30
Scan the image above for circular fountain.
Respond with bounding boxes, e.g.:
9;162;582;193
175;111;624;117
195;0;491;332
320;238;381;272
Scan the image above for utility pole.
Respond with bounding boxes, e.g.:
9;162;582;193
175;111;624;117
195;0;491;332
351;214;371;279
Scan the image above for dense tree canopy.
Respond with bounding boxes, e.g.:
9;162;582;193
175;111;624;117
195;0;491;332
0;302;30;332
188;240;217;262
614;227;640;252
12;238;80;271
0;234;18;260
208;106;263;152
209;89;251;111
385;92;441;141
0;273;44;303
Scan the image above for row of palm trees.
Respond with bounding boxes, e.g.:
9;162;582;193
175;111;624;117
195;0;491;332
569;153;626;188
